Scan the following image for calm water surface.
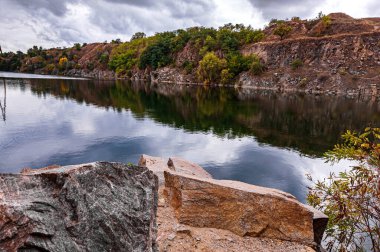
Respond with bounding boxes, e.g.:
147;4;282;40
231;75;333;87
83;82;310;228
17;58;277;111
1;73;379;202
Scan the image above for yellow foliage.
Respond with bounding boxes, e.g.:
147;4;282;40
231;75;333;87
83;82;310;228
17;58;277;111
59;57;68;66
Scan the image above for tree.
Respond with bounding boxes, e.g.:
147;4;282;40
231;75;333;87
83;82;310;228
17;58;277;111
111;38;122;44
139;36;172;70
131;32;146;41
58;57;68;71
273;23;293;40
74;43;81;51
307;128;380;252
197;52;227;84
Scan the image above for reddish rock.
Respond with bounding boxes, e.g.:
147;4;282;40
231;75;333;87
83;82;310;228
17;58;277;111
138;155;212;186
138;155;174;186
164;171;327;248
167;157;212;179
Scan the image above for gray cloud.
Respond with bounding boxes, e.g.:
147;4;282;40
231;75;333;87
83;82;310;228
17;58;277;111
103;0;156;7
12;0;76;16
87;0;215;34
0;0;379;52
247;0;321;19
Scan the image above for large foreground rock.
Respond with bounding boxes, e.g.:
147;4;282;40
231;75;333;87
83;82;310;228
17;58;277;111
164;171;327;248
0;162;158;252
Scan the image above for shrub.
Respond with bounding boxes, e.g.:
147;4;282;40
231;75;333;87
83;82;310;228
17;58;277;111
220;69;233;84
87;62;94;70
291;17;301;22
299;77;308;88
246;30;265;43
273;23;293;40
321;15;332;28
182;60;195;74
99;52;109;64
269;19;281;25
46;63;55;73
307;128;380;251
291;59;303;70
226;53;254;77
250;55;265;75
197;52;227;84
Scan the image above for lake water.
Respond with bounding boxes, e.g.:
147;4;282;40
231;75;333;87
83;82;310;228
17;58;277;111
0;72;379;202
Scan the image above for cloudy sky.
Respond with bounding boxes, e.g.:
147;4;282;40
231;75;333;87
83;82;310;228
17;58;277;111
1;0;379;52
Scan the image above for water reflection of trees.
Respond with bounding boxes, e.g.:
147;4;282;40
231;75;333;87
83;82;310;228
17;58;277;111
0;79;5;122
27;79;380;157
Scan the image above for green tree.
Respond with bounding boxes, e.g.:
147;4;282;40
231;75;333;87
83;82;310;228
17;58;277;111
131;32;146;41
226;52;254;77
74;43;81;51
307;128;380;252
273;23;293;40
197;52;227;84
139;35;173;69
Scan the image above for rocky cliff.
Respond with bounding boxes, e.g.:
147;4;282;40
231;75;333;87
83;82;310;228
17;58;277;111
1;13;379;96
151;14;380;96
238;31;380;95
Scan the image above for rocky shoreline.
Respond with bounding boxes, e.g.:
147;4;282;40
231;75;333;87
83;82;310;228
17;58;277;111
1;156;328;251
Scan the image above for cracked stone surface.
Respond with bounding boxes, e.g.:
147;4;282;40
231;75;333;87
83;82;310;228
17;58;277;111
0;162;158;252
164;170;327;248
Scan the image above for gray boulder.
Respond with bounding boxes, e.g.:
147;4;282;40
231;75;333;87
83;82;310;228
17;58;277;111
0;162;158;252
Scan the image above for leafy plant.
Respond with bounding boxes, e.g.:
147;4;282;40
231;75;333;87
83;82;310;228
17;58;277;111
307;128;380;252
321;15;332;28
250;55;265;75
99;52;109;64
220;69;233;84
197;52;227;84
291;59;303;70
139;34;174;69
291;17;301;22
273;23;293;40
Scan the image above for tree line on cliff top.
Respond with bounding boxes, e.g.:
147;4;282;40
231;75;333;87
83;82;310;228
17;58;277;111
108;23;266;84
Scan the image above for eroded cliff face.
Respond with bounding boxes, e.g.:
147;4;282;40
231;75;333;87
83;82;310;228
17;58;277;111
150;31;380;96
238;32;380;95
150;14;380;96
